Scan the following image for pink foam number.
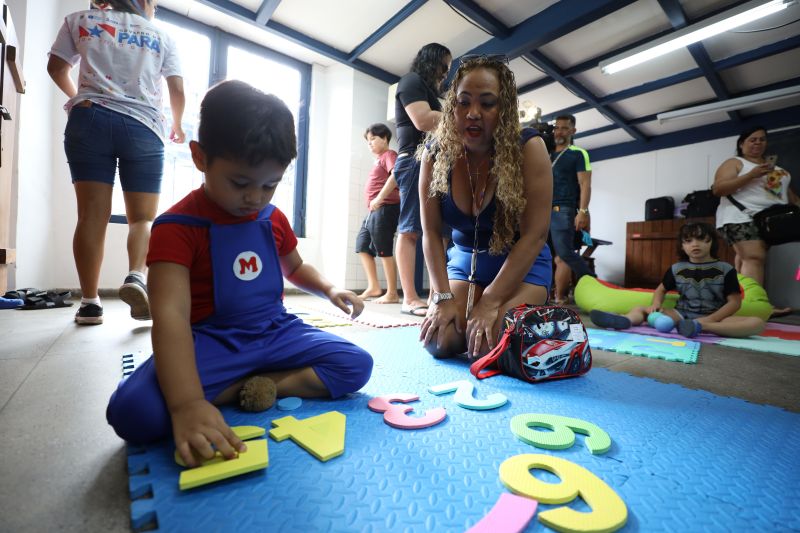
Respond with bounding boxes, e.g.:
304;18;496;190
367;393;446;430
367;393;419;412
466;493;538;533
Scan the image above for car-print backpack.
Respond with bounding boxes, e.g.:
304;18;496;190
470;304;592;382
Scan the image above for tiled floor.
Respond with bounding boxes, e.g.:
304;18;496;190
0;295;797;532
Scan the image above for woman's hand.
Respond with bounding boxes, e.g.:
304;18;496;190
746;163;772;180
420;301;460;349
170;399;246;468
645;304;660;314
170;123;186;144
327;288;364;318
466;300;501;358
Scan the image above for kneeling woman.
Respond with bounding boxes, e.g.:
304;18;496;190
418;55;553;359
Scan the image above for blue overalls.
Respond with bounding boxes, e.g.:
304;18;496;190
107;205;373;445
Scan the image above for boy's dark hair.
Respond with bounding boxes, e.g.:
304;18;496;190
555;114;576;127
198;80;297;167
735;125;767;156
91;0;151;15
677;222;719;261
364;123;392;142
410;43;452;95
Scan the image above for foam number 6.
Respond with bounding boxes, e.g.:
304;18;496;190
269;411;346;462
367;393;446;429
174;425;269;491
511;414;611;454
428;380;508;410
499;454;627;533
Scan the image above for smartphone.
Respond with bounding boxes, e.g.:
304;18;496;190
766;154;778;166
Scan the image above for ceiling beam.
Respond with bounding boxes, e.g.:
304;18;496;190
588;106;800;162
194;0;399;84
347;0;428;62
442;0;510;38
254;0;280;25
523;0;753;92
464;0;637;59
576;76;800;140
523;50;646;142
656;0;740;121
537;34;800;122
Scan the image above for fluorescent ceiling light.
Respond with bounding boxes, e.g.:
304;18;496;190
656;85;800;123
600;0;794;75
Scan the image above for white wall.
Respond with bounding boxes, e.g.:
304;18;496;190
590;136;751;284
11;3;393;293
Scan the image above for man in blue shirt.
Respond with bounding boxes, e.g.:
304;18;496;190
549;114;594;304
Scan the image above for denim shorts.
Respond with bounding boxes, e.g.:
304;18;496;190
394;154;422;234
63;103;164;193
446;242;553;292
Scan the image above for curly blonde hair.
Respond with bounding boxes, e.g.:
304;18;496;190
421;56;524;255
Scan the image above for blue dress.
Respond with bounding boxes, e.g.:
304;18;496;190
440;128;552;290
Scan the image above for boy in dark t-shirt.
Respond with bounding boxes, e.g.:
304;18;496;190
591;223;765;338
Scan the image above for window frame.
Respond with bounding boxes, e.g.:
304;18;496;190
135;7;311;236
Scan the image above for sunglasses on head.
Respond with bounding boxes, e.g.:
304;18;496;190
459;54;510;65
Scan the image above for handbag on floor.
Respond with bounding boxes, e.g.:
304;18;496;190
470;304;592;382
727;195;800;245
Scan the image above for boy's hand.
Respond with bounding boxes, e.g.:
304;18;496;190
645;304;660;314
328;288;364;318
170;399;246;468
368;197;384;211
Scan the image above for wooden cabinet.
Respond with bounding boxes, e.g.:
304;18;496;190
625;217;736;289
0;2;24;293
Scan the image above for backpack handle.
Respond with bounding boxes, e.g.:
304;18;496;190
470;329;512;379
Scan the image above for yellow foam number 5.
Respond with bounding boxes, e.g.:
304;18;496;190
510;414;611;454
499;454;627;533
269;411;346;462
175;425;269;491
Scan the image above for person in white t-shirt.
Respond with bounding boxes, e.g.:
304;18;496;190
47;0;185;326
713;126;798;316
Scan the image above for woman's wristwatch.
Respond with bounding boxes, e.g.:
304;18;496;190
578;208;590;214
431;292;455;304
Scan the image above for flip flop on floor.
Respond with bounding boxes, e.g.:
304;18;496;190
400;304;428;317
19;290;73;310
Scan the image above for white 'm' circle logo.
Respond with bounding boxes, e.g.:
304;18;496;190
233;251;262;281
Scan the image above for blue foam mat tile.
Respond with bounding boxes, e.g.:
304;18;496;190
125;327;800;532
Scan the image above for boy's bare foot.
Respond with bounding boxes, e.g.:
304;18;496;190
374;293;400;304
239;376;277;412
359;289;383;300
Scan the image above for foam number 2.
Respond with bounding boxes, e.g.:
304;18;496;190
500;454;627;533
269;411;346;462
174;425;269;491
367;393;446;429
428;380;508;410
510;414;611;455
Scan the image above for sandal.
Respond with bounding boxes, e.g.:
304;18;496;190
19;290;74;310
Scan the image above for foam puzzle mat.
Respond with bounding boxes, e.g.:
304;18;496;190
125;327;799;532
586;328;700;363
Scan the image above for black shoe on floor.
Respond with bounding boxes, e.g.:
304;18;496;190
590;310;631;330
75;304;103;325
119;275;151;320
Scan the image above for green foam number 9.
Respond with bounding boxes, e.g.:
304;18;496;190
499;454;627;533
510;414;611;454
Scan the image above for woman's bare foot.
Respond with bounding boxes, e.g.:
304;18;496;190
359;289;383;300
374;293;400;304
770;306;794;319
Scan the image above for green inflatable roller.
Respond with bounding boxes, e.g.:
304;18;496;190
574;274;773;321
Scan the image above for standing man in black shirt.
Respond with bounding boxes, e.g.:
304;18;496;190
374;43;451;316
